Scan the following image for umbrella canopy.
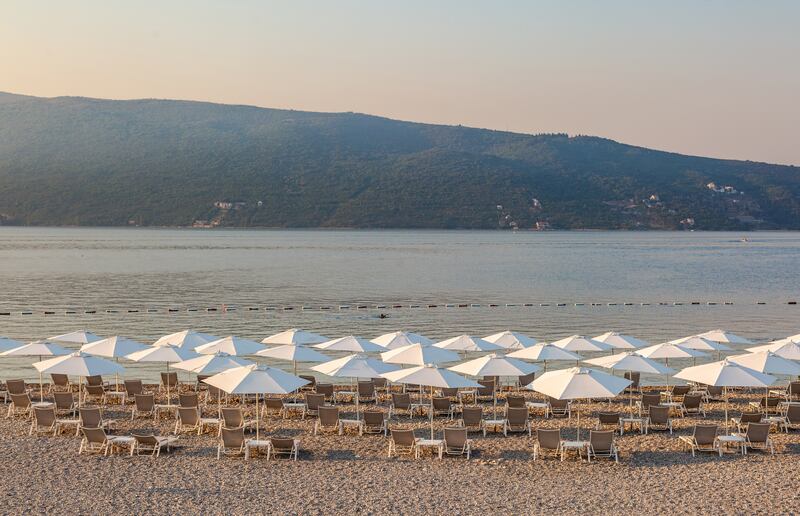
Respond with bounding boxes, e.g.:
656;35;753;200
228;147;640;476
0;337;23;352
483;331;538;349
1;340;71;358
312;354;399;378
583;352;675;375
448;353;540;377
674;360;775;387
261;328;328;346
380;343;460;366
153;330;219;349
747;339;800;360
256;345;329;363
550;335;612;353
48;330;103;344
314;336;386;353
126;344;199;363
195;336;266;356
507;344;582;362
33;351;124;377
371;331;433;349
173;352;254;374
433;335;501;352
688;329;753;345
728;351;800;376
80;336;148;358
668;336;731;352
530;367;631;400
636;343;708;360
593;332;649;350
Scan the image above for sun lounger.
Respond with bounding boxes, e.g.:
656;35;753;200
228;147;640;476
49;374;72;394
299;375;316;392
132;433;179;457
647;405;673;434
388;428;419;458
476;380;495;402
174;407;218;435
361;410;387;436
85;375;110;389
731;412;762;432
131;394;156;420
6;393;35;418
314;406;340;435
678;424;719;457
159;372;178;393
506;395;526;409
84;384;107;404
596;412;620;432
179;393;199;408
705;385;724;402
357;381;376;404
205;384;228;404
78;427;118;456
734;422;774;455
431;397;454;419
53;392;77;417
304;393;326;419
624;372;640;393
547;397;571;418
781;404;800;432
389;393;413;419
6;379;29;396
504;407;531;436
587;430;618;462
459;406;485;434
637;393;662;417
217;426;246;459
517;372;536;390
680;394;706;417
79;407;116;435
443;427;471;459
263;397;288;418
315;383;334;402
533;428;562;460
221;407;257;433
268;437;299;461
123;379;144;399
29;406;77;436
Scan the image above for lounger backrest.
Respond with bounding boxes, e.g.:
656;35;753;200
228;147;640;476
461;406;483;426
315;384;334;397
305;393;325;410
641;393;661;410
6;379;26;394
477;380;495;396
507;407;528;425
34;407;56;426
392;393;411;409
741;412;762;424
221;426;244;447
85;385;105;395
444;427;467;448
221;407;243;427
318;406;339;426
789;381;800;396
179;393;199;408
537;428;561;450
132;433;158;446
124;380;144;395
265;397;284;410
51;373;69;387
649;405;669;424
363;411;384;426
598;412;620;424
548;397;568;409
589;430;613;452
624;371;640;388
683;394;702;409
135;394;155;411
372;377;387;389
79;407;102;427
786;404;800;423
391;428;415;446
506;395;525;408
358;381;375;397
707;386;723;396
300;375;316;388
441;387;458;397
518;372;536;389
54;392;75;409
693;424;718;445
432;397;450;410
178;407;199;425
746;422;770;443
763;397;780;407
482;375;500;385
271;437;294;452
160;372;178;387
10;393;31;408
82;426;107;444
672;385;690;396
86;375;104;387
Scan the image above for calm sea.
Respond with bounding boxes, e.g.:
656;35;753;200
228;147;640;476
1;227;798;383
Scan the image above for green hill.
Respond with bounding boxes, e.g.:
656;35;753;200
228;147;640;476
0;91;797;229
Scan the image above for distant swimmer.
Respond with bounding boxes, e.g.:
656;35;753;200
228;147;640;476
379;313;389;319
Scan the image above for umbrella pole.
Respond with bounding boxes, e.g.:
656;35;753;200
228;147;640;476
166;363;171;405
355;377;360;419
724;386;729;433
39;355;44;401
576;404;580;441
430;386;434;440
256;394;260;440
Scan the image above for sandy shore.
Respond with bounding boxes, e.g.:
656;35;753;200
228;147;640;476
2;386;799;515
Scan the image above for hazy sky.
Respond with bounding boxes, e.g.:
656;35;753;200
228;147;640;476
2;1;798;164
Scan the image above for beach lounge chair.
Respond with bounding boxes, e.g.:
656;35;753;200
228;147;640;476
781;404;800;432
315;383;334;402
54;391;77;417
504;407;531;436
159;372;178;393
596;412;620;433
131;394;156;420
179;393;199;408
299;375;316;392
753;396;782;415
372;377;388;394
263;397;287;418
678;424;719;457
206;384;228;404
680;394;706;417
637;393;662;417
517;372;536;390
268;437;300;461
440;387;458;402
314;406;340;435
624;372;640;393
195;375;211;391
361;410;387;436
79;407;116;433
221;407;256;433
790;381;800;401
123;379;144;400
476;380;495;402
647;406;673;434
533;428;562;460
735;422;774;455
506;395;526;409
547;397;571;418
705;385;724;402
79;427;116;456
459;406;485;434
217;426;246;459
29;406;76;436
732;412;762;432
664;385;690;401
6;393;34;418
443;427;471;459
174;407;218;435
388;428;419;458
49;374;72;393
358;381;376;404
84;384;107;404
85;375;109;389
0;382;6;404
389;393;413;419
431;397;453;419
6;379;29;396
304;393;326;419
587;430;619;463
131;433;179;457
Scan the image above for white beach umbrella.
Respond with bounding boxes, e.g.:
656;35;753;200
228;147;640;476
314;336;386;353
530;367;631;439
256;345;330;375
126;344;199;404
433;335;501;353
380;343;461;366
593;332;649;350
371;331;434;349
550;335;612;353
261;328;329;346
674;360;776;431
584;352;674;415
312;354;399;417
669;336;731;361
747;339;800;360
203;364;309;439
448;353;540;417
507;344;583;371
728;351;800;376
48;330;103;345
636;343;708;386
33;351;124;406
483;331;538;349
382;365;481;439
690;329;753;345
195;336;266;356
80;336;148;391
0;337;23;352
1;341;71;399
153;330;220;350
173;352;254;375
